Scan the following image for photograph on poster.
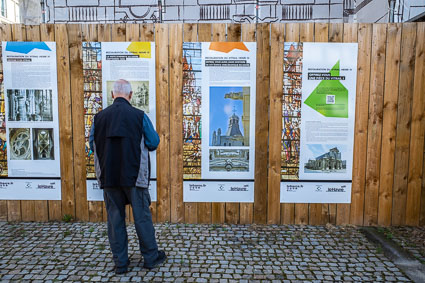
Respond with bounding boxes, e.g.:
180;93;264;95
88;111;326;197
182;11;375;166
106;80;149;112
209;86;250;147
7;89;53;121
281;42;303;180
32;128;54;160
304;144;347;173
9;128;31;160
209;149;249;172
182;42;202;179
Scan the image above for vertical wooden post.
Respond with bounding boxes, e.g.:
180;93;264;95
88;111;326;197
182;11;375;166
350;24;372;226
254;23;270;224
377;23;401;226
364;24;387;226
56;24;76;220
169;23;184;223
268;23;284;225
156;24;171;223
405;22;425;226
392;23;417;225
69;24;89;222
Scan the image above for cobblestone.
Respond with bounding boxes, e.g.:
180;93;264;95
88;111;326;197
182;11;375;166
0;222;413;281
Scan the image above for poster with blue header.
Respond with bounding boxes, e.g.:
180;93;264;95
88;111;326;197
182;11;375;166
0;41;61;200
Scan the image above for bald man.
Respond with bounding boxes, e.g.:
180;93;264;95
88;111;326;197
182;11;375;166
89;79;166;274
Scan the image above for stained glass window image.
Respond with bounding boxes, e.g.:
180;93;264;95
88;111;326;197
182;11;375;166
282;42;303;180
182;42;202;179
0;43;7;176
83;42;102;178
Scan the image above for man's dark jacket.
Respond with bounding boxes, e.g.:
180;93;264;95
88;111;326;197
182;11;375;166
92;97;155;188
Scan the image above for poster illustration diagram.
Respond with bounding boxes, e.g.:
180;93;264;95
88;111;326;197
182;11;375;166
281;42;358;204
183;42;256;203
83;41;157;201
0;42;61;200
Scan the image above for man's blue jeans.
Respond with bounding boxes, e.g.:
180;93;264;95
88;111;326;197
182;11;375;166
103;187;159;268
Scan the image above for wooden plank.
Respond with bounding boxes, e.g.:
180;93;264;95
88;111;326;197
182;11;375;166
294;23;314;225
392;23;417;225
225;23;242;224
377;23;401;226
125;24;139;41
19;25;42;222
169;23;184;223
240;23;256;225
40;24;62;221
327;23;343;225
364;24;387;226
183;23;198;224
0;24;9;221
56;24;76;220
336;23;358;225
7;25;26;222
254;23;270;224
156;24;171;222
139;23;156;222
405;22;425;226
281;23;299;225
195;23;213;224
268;23;284;225
350;24;372;226
68;24;89;222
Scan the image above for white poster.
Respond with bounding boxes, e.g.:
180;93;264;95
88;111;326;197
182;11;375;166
2;42;60;177
280;182;352;203
200;42;256;180
86;179;157;202
184;181;254;203
101;42;157;178
0;179;61;200
298;43;357;181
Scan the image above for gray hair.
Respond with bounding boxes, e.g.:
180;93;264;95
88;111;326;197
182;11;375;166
113;79;132;96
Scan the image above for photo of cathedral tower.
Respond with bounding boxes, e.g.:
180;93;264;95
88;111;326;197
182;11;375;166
209;86;250;147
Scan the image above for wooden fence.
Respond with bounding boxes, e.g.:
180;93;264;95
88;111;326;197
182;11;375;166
0;23;423;226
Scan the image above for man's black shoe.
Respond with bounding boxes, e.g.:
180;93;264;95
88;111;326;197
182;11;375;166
114;265;128;275
143;250;166;269
111;260;130;275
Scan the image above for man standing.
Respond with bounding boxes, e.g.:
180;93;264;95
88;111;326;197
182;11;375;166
90;79;166;274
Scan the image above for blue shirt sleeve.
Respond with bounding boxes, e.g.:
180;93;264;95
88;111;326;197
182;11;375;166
143;114;160;151
89;123;95;152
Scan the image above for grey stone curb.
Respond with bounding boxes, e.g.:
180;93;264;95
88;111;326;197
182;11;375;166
361;227;425;283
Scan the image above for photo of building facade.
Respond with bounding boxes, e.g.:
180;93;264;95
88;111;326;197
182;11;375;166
304;146;346;173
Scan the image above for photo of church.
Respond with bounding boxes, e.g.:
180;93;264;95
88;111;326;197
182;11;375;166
304;146;346;173
209;86;250;147
209;86;250;172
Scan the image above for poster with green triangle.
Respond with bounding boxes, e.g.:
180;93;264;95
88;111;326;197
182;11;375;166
304;60;348;118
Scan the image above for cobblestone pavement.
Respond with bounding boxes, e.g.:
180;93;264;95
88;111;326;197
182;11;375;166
0;222;413;282
383;226;425;264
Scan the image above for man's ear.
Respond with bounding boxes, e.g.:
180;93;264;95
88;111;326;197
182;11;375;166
111;91;115;99
128;91;133;101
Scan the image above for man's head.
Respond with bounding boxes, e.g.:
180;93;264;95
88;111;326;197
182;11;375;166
112;79;132;102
